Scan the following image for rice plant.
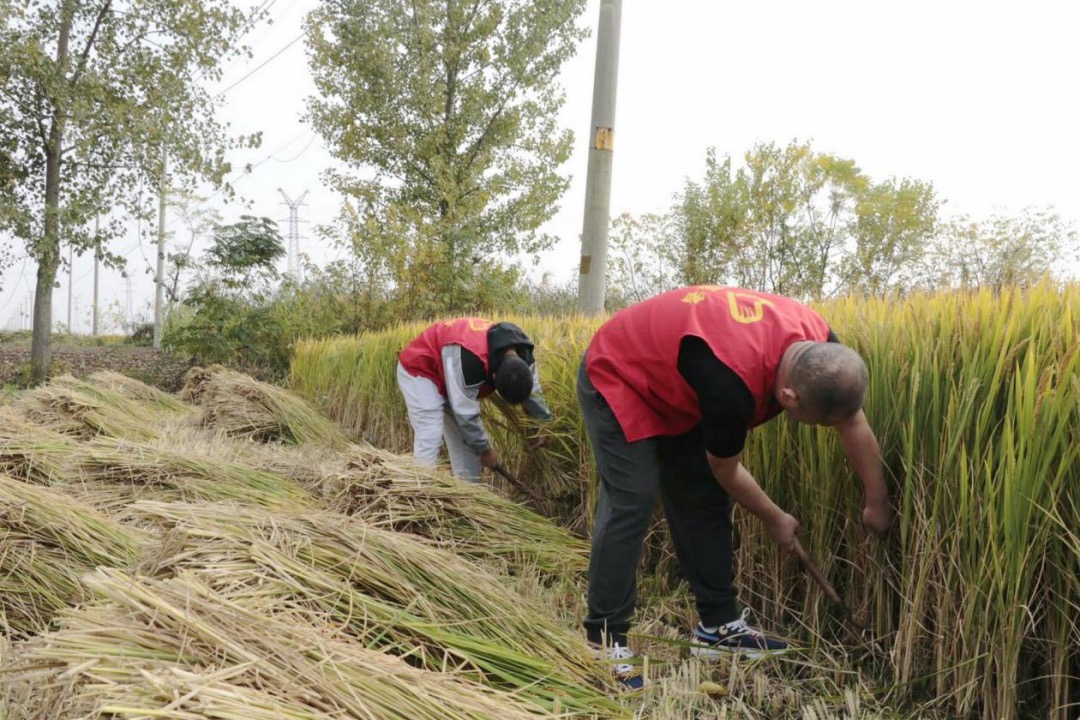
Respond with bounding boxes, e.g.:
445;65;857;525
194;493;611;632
290;284;1080;719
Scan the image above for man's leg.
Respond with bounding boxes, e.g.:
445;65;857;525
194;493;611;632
659;426;788;656
577;357;661;646
656;426;737;628
442;409;483;482
396;362;445;465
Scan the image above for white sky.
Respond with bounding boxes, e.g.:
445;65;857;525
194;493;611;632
3;0;1079;332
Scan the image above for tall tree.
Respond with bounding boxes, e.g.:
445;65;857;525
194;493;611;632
0;0;260;383
842;177;940;296
605;211;679;306
305;0;588;315
929;208;1078;292
663;140;939;300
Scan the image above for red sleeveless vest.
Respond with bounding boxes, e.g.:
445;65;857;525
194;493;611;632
585;286;830;442
398;317;494;397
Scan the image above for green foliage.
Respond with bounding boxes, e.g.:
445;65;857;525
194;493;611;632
205;215;286;285
0;0;264;382
164;216;288;376
606;212;679;306
928;208;1079;291
305;0;588;316
608;140;943;301
841;176;940;295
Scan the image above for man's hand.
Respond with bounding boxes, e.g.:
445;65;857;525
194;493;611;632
478;449;500;469
763;510;801;550
862;499;893;537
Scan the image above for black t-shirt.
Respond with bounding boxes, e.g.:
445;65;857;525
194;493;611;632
676;330;839;458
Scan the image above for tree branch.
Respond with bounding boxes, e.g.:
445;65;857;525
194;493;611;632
70;0;113;88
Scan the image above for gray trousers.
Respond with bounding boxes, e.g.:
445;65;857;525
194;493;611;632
397;362;483;481
577;356;737;644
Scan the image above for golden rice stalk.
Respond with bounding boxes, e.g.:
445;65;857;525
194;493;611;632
86;369;191;415
129;501;620;713
12;374;164;441
186;365;353;449
0;474;150;636
73;437;318;513
0;568;587;720
0;407;76;484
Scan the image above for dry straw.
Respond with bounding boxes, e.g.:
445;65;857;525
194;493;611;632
1;568;596;720
0;475;150;636
184;364;353;449
128;500;621;715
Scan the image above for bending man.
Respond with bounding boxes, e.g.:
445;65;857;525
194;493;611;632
398;317;552;480
577;286;892;688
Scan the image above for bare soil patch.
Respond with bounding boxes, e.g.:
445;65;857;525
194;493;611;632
0;345;194;391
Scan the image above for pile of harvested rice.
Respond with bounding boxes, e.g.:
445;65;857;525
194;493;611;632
1;568;600;720
183;364;353;449
12;375;167;441
130;500;617;713
0;475;151;636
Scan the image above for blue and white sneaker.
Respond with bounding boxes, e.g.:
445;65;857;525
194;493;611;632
601;643;644;690
690;609;789;659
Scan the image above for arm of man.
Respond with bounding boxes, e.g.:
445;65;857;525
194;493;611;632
834;409;892;535
679;337;800;548
443;345;498;466
707;453;800;548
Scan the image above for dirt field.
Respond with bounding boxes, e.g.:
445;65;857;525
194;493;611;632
0;344;195;391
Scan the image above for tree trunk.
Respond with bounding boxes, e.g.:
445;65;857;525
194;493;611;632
30;0;74;385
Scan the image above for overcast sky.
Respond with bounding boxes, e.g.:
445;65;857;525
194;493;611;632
3;0;1078;332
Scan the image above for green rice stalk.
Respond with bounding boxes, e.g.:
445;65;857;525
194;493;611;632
1;568;587;720
0;474;151;635
128;501;622;715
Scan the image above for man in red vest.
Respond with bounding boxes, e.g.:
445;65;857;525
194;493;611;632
397;318;552;480
577;286;892;689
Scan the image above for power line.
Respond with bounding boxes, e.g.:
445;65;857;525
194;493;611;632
214;31;305;99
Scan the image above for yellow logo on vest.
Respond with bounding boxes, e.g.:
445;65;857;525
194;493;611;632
680;285;724;305
444;318;492;332
727;292;773;324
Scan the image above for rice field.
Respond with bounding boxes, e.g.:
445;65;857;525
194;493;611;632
289;283;1080;720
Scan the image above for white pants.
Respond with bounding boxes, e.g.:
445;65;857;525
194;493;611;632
396;362;482;481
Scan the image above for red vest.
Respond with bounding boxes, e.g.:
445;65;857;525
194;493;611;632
586;286;830;442
398;318;494;397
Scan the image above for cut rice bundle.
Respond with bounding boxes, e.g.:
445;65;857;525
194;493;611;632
0;475;151;635
184;365;353;449
1;568;588;720
86;370;191;415
130;501;620;714
13;375;165;441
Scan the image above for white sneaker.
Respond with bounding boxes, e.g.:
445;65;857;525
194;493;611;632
597;643;644;690
690;608;790;660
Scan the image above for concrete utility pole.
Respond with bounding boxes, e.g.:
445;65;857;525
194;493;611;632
92;216;99;336
67;243;73;333
576;0;622;314
278;188;309;283
153;148;167;349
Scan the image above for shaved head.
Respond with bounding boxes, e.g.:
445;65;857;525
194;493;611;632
787;343;868;421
